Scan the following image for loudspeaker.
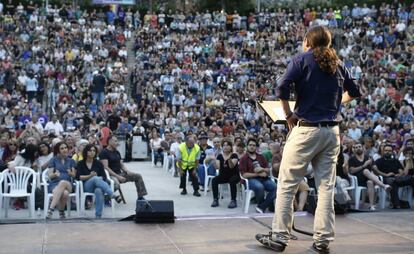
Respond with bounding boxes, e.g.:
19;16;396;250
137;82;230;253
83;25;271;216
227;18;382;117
135;200;175;223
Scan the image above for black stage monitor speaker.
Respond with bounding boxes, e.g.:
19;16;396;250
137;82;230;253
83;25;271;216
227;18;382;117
135;200;175;223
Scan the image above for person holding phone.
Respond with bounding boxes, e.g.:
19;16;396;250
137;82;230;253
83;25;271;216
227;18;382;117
46;141;76;219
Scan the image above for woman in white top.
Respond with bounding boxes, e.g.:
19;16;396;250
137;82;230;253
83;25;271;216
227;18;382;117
150;130;164;166
37;141;53;171
8;144;39;171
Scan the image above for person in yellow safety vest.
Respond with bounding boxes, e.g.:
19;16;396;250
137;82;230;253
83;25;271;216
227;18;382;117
334;9;342;27
176;136;202;196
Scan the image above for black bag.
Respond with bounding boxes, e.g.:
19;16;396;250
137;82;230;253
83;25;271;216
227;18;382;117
35;187;44;210
394;175;414;185
400;200;411;209
305;194;348;215
334;200;348;214
0;161;8;172
305;194;317;215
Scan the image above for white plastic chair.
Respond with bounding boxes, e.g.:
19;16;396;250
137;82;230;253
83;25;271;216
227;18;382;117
41;169;80;218
163;153;170;173
151;149;156;167
203;162;217;196
78;170;115;218
399;186;413;207
348;174;385;209
170;155;177;176
1;167;37;218
343;176;356;195
239;173;255;213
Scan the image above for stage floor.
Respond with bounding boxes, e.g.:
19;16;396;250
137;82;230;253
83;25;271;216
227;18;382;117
1;211;414;254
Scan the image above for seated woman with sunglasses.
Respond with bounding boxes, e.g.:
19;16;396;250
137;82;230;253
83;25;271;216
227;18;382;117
76;144;122;218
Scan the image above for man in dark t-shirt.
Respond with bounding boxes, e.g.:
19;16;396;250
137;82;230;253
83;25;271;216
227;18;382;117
107;111;122;132
92;72;106;106
348;142;391;211
373;144;403;207
100;136;147;200
100;147;123;174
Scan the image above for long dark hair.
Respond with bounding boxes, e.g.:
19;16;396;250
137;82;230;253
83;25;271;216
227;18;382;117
21;144;38;164
305;26;339;75
82;144;98;160
38;141;51;155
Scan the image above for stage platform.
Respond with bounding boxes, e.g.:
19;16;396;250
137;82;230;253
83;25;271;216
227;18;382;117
1;211;414;253
1;161;414;253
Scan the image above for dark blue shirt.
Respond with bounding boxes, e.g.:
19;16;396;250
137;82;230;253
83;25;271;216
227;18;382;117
276;50;361;123
48;156;76;184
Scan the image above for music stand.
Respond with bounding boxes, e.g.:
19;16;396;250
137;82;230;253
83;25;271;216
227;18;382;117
258;100;296;124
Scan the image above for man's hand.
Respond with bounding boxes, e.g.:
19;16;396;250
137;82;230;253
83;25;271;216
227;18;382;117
90;171;97;177
117;175;126;183
68;168;76;178
363;158;372;168
258;172;268;177
287;113;298;131
387;172;395;177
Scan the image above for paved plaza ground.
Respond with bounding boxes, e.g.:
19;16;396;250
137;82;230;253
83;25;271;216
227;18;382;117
1;161;414;253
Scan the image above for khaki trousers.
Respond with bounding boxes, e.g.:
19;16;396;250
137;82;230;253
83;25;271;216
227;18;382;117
272;125;340;247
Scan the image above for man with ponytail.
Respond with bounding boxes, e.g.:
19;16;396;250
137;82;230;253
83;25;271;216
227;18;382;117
256;26;361;253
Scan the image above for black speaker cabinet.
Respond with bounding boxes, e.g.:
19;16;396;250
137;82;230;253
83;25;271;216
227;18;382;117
135;200;175;223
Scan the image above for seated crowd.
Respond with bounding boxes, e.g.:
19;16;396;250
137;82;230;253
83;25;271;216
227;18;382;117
0;1;414;217
5;134;147;219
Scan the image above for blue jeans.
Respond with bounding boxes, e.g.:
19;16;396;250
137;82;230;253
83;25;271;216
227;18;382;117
197;164;217;187
164;90;172;104
92;92;105;106
248;177;276;211
84;176;114;217
153;150;164;165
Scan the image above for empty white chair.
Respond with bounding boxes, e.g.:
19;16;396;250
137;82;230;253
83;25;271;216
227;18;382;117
1;167;37;218
41;169;80;218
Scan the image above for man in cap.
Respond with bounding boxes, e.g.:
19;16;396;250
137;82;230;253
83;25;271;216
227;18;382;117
197;132;216;191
